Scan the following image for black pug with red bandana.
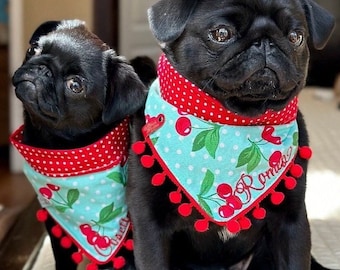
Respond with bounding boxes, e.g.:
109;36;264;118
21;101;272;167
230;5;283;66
11;20;146;270
127;0;335;269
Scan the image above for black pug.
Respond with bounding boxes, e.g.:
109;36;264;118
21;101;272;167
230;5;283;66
10;20;146;270
127;0;335;269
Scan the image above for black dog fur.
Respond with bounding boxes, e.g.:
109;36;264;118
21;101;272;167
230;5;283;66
12;20;146;270
127;1;335;269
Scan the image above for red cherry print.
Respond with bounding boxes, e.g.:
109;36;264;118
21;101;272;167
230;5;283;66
87;232;99;245
47;183;60;191
194;219;209;232
226;196;243;210
217;183;232;199
95;235;111;249
218;204;234;218
262;126;282;145
142;114;165;137
175;117;192;136
169;191;182;204
39;187;53;199
80;224;93;236
269;151;282;167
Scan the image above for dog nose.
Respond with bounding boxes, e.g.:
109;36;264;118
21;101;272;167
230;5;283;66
253;39;274;51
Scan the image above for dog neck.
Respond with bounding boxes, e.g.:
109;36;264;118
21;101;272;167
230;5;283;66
10;118;129;178
158;54;298;125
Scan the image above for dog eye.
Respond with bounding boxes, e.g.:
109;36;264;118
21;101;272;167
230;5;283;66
66;76;85;94
26;44;42;58
209;26;234;43
288;31;304;47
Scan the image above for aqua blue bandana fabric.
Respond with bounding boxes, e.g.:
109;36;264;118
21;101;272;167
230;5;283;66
143;80;299;226
23;161;130;263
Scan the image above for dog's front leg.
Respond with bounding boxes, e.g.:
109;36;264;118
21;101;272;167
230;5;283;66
262;197;311;270
127;196;171;270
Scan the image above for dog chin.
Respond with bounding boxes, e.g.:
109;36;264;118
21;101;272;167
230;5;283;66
223;94;292;117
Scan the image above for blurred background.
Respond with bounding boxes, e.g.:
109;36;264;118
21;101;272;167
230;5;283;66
0;0;339;269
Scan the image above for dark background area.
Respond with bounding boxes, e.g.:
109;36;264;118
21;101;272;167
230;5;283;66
307;0;340;87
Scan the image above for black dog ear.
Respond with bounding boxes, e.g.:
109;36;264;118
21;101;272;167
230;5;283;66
102;51;147;125
29;20;61;45
302;0;335;50
148;0;199;43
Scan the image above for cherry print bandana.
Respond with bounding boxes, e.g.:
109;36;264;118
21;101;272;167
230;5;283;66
10;119;132;266
133;55;311;233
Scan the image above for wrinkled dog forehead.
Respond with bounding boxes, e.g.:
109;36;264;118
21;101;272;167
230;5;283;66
36;20;105;54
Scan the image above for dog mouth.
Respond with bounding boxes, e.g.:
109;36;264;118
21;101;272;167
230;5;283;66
14;79;60;123
211;69;299;117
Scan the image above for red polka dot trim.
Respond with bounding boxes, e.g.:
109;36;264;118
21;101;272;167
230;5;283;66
158;54;298;126
10;119;129;178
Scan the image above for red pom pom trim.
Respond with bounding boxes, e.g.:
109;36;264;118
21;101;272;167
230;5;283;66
140;155;155;168
290;164;303;178
60;236;72;249
86;263;98;270
178;203;192;217
71;252;83;264
299;146;312;160
252;207;266;220
113;256;126;269
51;224;63;238
151;173;166;186
36;209;48;222
194;219;209;232
169;191;182;204
271;191;285;205
124;239;134;251
132;141;146;155
226;220;241;234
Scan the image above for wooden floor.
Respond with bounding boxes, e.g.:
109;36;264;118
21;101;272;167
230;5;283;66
0;145;44;270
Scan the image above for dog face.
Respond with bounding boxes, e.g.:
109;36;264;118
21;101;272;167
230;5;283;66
12;20;145;138
148;0;335;117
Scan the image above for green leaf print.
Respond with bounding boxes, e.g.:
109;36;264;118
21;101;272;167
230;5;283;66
199;170;214;196
205;127;220;158
192;130;210;152
236;143;262;173
107;171;126;186
55;205;68;213
198;197;213;216
67;189;80;207
293;132;299;146
151;137;159;145
98;203;123;224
